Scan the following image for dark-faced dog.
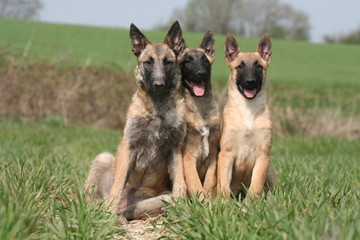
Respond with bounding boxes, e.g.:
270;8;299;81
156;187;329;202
179;31;221;200
217;33;276;202
85;21;187;220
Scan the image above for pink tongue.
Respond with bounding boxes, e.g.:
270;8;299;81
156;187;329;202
193;83;205;96
244;89;256;98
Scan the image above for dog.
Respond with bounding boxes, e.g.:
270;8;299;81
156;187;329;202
179;31;220;200
217;33;276;202
85;21;187;220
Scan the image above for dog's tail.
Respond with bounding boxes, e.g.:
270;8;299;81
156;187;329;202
121;193;172;221
84;152;115;202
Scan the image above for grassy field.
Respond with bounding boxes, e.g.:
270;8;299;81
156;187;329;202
0;19;359;239
0;119;359;239
1;18;359;119
1;18;360;87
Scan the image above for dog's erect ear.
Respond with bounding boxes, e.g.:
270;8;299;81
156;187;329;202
224;34;240;62
164;21;186;56
130;23;150;57
200;31;215;57
256;33;272;62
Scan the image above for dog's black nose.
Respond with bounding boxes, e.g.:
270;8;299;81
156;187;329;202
244;79;256;88
196;71;206;79
153;82;165;90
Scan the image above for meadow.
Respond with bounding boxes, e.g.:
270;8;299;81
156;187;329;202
0;19;359;239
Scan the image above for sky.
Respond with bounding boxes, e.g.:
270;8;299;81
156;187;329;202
39;0;360;43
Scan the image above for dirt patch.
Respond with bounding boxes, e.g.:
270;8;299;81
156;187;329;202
272;106;360;140
116;219;164;240
0;50;135;129
1;50;359;140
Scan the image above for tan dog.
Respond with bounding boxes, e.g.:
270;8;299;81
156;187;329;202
217;33;276;201
85;21;187;220
179;31;220;200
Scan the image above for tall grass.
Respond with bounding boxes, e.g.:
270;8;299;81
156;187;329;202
161;137;360;239
0;119;124;239
1;119;358;239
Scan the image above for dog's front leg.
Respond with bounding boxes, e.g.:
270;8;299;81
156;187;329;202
170;148;187;198
203;127;220;197
247;154;270;202
183;150;206;199
106;141;132;214
217;149;234;198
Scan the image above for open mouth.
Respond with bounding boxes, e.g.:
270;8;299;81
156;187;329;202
238;85;258;99
185;80;206;97
243;88;257;99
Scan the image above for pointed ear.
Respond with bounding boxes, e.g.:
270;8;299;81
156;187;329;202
224;34;240;62
164;21;187;56
129;23;150;57
200;31;215;57
256;33;272;62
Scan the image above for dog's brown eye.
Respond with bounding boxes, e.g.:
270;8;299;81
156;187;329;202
256;64;263;69
202;55;209;64
144;58;153;65
184;56;193;64
163;58;173;66
237;62;245;69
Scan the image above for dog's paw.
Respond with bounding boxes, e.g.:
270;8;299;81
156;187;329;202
116;214;128;225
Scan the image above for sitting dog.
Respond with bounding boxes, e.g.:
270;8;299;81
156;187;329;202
179;31;220;200
85;21;187;220
217;33;276;202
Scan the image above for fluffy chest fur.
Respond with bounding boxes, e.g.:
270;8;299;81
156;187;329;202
222;89;271;177
124;91;186;187
183;93;220;162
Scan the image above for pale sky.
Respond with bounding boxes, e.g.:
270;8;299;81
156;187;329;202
39;0;360;43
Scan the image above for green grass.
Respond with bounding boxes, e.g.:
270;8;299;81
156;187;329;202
162;137;360;239
1;18;360;88
0;118;124;239
0;119;359;239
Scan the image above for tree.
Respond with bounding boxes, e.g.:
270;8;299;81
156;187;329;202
237;0;310;40
0;0;43;20
324;26;360;44
168;0;310;41
171;0;241;35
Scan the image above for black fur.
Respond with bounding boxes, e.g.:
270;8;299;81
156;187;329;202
235;60;263;99
180;50;212;96
141;55;180;98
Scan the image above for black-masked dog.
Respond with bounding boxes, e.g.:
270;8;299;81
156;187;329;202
180;31;220;200
217;33;276;202
85;21;187;220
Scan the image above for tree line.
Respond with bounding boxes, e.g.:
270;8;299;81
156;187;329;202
0;0;42;20
165;0;310;41
2;0;359;44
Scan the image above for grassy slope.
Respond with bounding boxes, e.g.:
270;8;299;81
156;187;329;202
0;119;359;239
1;18;360;88
1;18;359;115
